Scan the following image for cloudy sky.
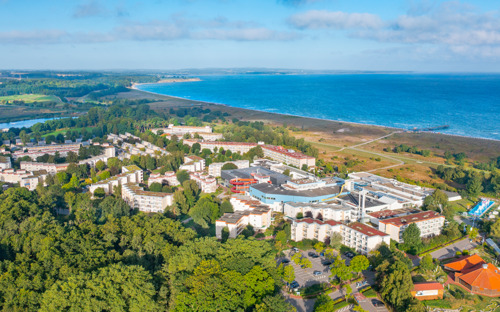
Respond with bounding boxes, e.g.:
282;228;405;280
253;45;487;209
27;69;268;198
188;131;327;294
1;0;499;71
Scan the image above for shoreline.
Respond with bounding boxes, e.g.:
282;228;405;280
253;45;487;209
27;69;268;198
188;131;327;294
132;84;500;143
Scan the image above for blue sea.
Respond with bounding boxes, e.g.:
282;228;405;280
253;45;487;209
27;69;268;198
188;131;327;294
137;74;500;141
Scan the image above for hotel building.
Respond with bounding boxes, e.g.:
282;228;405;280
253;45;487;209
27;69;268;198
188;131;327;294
291;218;342;242
341;222;390;255
378;211;445;243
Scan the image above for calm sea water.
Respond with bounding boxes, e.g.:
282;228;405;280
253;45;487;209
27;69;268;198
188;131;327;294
0;117;62;129
137;74;500;141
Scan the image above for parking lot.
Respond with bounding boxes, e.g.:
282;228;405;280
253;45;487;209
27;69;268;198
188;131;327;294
281;248;343;288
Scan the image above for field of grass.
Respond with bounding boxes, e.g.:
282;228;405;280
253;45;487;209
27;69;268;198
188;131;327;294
0;94;61;103
450;198;475;213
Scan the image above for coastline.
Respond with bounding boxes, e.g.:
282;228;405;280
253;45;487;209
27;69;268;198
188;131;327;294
132;84;500;143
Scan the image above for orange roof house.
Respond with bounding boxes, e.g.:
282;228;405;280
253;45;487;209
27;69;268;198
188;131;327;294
411;282;444;300
444;255;500;297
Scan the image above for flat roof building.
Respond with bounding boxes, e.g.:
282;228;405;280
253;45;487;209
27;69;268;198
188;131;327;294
122;183;173;213
378;210;445;243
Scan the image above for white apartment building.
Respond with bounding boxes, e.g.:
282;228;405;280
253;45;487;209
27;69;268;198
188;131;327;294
284;202;355;222
378;211;445;243
148;171;179;186
261;145;316;168
341;222;391;255
216;206;272;239
0;156;11;169
291;218;342;242
121;183;173;213
0;168;47;191
189;171;217;193
21;161;69;174
11;142;85;160
89;165;143;195
208;160;250;177
179;155;205;172
151;124;213;136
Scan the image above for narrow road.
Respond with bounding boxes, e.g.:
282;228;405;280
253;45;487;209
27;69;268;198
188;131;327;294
182;217;192;224
338;132;401;152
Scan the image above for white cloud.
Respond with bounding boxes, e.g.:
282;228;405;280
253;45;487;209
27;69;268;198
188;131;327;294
288;10;383;29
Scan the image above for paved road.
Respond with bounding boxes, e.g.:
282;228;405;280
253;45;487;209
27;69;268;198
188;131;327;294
430;238;478;260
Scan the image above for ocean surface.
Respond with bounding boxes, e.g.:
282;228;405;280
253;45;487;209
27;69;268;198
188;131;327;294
137;74;500;141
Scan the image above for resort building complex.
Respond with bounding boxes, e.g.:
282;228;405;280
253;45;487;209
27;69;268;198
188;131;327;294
151;124;213;136
189;171;217;193
179;155;205;172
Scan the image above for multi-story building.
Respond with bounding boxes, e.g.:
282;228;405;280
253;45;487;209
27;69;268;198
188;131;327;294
215;205;272;239
261;145;315;168
11;142;87;160
341;222;390;255
0;156;11;169
189;172;217;193
21;161;69;174
284;202;355;222
162;132;223;141
378;211;445;243
184;139;258;154
0;168;47;191
183;140;316;168
148;171;179;186
346;172;433;209
291;218;342;242
89;165;143;195
179;155;205;172
121;183;173;213
151;124;213;136
208;160;250;177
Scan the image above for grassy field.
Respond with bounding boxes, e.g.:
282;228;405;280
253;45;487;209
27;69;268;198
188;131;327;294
0;94;61;103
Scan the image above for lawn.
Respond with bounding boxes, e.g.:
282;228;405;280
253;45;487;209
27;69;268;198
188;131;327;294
0;94;61;103
450;198;475;214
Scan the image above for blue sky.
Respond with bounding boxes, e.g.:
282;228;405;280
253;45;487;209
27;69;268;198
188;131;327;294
1;0;499;71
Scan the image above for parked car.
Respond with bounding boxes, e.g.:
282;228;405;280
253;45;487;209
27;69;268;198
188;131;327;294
292;247;299;253
320;252;325;257
281;258;290;264
322;260;333;266
344;252;354;259
290;281;300;289
313;271;322;276
356;280;368;288
372;299;384;307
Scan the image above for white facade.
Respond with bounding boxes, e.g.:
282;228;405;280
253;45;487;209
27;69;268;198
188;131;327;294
148;171;179;186
121;183;173;213
378;211;445;243
291;218;342;243
0;168;47;191
21;161;69;174
284;202;355;222
346;172;433;209
208;160;250;177
189;171;217;193
216;206;272;239
89;165;143;195
183;139;257;154
261;145;316;168
152;125;213;136
179;155;205;173
341;222;391;255
12;142;85;160
0;156;11;169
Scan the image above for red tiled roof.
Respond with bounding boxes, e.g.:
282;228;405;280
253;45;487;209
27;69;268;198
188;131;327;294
413;282;443;291
444;254;486;272
346;222;389;237
261;145;314;160
459;263;500;291
379;211;444;227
